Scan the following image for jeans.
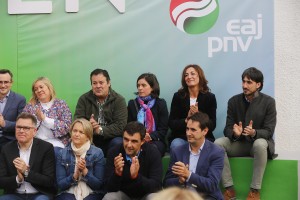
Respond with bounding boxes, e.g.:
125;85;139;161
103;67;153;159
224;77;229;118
170;138;188;151
55;193;104;200
0;193;50;200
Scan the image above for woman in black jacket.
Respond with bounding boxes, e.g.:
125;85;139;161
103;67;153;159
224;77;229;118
127;73;169;156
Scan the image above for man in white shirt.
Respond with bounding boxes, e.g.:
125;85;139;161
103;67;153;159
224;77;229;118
0;113;56;200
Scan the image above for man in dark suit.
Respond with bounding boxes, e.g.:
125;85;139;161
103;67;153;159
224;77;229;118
0;69;26;151
103;121;162;200
164;112;224;200
0;113;56;200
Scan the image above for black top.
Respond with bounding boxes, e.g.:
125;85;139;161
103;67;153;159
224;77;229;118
168;91;217;142
105;143;163;198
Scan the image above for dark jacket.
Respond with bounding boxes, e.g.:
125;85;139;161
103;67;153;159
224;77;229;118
168;91;217;142
1;91;26;139
127;98;169;142
0;138;56;198
224;92;277;158
105;143;163;198
74;88;127;140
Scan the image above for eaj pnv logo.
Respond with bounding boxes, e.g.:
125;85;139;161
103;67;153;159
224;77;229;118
170;0;219;34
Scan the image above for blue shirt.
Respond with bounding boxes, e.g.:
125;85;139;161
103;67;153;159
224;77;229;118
186;140;205;184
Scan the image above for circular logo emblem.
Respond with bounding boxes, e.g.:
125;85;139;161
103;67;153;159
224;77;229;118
170;0;219;34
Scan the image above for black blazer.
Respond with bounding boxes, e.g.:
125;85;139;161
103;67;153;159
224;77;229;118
0;138;56;198
168;91;217;141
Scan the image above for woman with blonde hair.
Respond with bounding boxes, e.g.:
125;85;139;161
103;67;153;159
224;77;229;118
56;118;106;200
23;77;72;154
151;187;203;200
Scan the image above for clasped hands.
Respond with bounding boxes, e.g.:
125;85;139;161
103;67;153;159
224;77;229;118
172;161;190;184
73;157;88;180
13;157;29;182
90;114;101;134
233;120;256;137
0;114;6;127
114;153;139;179
185;103;198;123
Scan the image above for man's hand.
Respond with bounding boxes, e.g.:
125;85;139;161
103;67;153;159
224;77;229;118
35;108;45;121
114;153;124;176
0;114;5;128
233;121;243;137
13;157;28;181
144;133;152;142
130;156;140;179
172;161;190;180
90;114;101;134
243;120;256;137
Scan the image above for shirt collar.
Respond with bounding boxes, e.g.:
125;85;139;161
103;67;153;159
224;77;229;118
0;91;10;103
125;150;142;162
189;140;205;155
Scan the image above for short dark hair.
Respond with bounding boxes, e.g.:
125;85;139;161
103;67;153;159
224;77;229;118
186;112;210;130
242;67;264;91
0;69;13;80
123;121;146;140
135;73;160;98
90;69;111;84
17;113;37;126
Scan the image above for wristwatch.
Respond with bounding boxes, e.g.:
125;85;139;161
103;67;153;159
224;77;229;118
24;169;29;178
99;127;104;136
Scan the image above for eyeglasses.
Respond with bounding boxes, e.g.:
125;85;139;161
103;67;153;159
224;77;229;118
16;126;36;132
0;81;11;85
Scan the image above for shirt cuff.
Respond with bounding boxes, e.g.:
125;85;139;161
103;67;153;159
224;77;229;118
16;175;24;185
186;171;192;182
42;117;55;129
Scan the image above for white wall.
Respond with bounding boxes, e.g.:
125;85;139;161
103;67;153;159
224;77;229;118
275;1;300;160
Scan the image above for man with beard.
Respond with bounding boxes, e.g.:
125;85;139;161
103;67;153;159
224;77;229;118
74;68;127;156
215;67;277;200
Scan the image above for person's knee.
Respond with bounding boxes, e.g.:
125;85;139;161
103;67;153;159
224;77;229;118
214;137;229;148
110;137;123;146
170;138;187;149
252;139;268;152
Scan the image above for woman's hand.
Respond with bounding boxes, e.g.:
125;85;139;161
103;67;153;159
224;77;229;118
36;108;45;121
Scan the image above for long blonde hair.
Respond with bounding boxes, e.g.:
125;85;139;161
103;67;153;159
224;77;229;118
29;77;56;104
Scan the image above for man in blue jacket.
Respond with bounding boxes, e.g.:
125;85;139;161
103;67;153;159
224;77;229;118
0;69;26;151
164;112;224;200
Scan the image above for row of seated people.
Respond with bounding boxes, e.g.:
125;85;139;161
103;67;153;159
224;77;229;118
0;65;216;157
0;112;222;200
0;66;276;200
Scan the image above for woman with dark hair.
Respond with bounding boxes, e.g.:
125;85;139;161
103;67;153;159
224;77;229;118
169;64;217;150
127;73;169;156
